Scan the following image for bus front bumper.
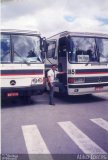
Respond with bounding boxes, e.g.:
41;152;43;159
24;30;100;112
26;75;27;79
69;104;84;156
68;83;108;95
1;84;45;98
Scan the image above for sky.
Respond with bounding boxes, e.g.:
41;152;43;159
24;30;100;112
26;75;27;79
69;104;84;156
1;0;108;37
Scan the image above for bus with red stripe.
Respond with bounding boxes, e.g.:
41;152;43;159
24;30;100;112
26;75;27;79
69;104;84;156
0;29;47;98
45;31;108;95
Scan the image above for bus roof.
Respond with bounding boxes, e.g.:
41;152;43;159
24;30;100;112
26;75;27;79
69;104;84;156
48;31;108;39
1;29;41;36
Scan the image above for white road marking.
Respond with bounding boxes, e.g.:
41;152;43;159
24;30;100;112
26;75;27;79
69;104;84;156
22;124;50;154
91;118;108;132
58;121;107;154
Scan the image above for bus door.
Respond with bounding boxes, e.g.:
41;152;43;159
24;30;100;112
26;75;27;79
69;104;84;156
58;37;67;87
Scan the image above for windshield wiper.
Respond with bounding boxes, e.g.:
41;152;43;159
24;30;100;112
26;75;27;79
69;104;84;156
85;61;91;66
22;58;30;65
90;62;108;65
14;51;30;65
99;62;108;65
85;61;99;66
27;57;42;63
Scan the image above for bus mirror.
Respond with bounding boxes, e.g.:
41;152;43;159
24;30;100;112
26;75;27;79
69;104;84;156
40;37;48;52
41;52;45;61
54;56;57;60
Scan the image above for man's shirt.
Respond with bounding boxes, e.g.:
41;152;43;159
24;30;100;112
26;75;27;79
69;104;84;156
47;69;59;83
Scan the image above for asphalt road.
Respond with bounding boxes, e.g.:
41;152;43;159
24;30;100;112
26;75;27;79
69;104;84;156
1;92;108;160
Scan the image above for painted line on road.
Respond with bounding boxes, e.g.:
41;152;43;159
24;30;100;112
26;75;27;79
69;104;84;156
22;124;50;154
90;118;108;132
58;121;107;154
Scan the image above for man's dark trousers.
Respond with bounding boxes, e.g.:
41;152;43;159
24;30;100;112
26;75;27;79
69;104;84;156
48;82;65;104
49;83;55;104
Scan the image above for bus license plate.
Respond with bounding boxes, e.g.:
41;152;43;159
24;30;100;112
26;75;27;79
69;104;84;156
95;87;103;91
7;92;19;97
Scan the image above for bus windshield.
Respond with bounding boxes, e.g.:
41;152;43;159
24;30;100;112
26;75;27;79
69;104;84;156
12;35;42;63
68;36;108;64
0;34;43;63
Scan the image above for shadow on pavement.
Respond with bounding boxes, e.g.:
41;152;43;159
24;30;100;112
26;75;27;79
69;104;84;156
54;93;107;104
1;93;107;108
1;96;36;108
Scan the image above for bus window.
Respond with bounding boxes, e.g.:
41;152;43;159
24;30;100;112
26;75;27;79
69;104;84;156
69;37;97;63
97;38;108;63
12;35;42;63
0;35;11;63
47;40;56;59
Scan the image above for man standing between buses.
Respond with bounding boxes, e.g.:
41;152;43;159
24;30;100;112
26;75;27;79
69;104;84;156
47;64;65;105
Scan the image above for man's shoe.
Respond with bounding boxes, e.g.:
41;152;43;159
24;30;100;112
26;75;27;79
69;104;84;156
49;103;55;105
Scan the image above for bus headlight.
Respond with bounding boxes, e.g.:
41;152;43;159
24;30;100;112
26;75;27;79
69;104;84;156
31;78;38;85
74;77;85;83
31;78;43;85
68;77;85;84
38;78;43;83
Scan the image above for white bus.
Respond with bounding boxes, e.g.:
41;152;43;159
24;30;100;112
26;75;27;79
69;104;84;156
45;31;108;95
0;29;47;98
